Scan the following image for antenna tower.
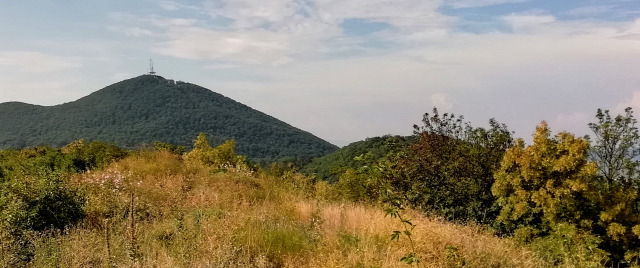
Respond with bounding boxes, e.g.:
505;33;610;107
148;58;156;75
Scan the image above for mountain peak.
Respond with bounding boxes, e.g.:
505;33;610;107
0;77;337;160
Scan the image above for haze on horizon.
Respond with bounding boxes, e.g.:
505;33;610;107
0;0;639;146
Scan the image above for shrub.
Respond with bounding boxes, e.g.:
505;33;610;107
0;173;85;232
528;223;607;267
183;133;248;169
0;172;85;264
62;139;128;171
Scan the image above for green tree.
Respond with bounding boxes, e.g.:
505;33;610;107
383;108;512;223
62;139;128;171
153;141;186;155
587;108;640;262
183;133;247;168
588;107;640;183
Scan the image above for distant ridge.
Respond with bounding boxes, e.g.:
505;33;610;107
0;75;338;160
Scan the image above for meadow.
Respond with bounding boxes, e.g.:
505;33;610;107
1;148;544;267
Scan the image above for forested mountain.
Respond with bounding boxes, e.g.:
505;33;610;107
0;75;337;160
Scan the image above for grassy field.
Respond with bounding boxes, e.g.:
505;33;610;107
6;151;547;267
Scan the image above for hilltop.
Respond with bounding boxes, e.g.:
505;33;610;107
0;75;337;160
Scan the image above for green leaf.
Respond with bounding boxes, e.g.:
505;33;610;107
400;253;420;264
391;231;401;241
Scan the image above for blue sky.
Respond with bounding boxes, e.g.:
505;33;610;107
0;0;639;146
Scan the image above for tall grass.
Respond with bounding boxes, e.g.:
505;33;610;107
15;151;548;267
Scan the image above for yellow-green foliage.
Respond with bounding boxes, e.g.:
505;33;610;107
335;168;380;203
493;122;598;231
183;133;246;169
10;150;547;267
492;122;630;266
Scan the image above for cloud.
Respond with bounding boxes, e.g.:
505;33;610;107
501;13;556;32
202;17;640;142
203;0;308;29
159;1;181;11
153;26;297;64
144;0;456;64
202;0;451;30
0;51;81;73
431;93;453;111
0;79;81;105
313;0;452;29
445;0;531;9
567;5;615;17
159;1;200;11
615;91;640;114
107;26;155;37
59;1;640;143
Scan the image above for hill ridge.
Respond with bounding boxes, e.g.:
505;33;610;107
0;75;337;160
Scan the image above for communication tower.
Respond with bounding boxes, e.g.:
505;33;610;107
148;58;156;75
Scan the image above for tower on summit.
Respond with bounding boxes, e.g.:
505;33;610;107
148;58;156;75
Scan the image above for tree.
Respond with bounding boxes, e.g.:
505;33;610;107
183;133;246;168
492;122;598;235
587;107;640;262
383;108;512;223
153;141;186;155
588;107;640;183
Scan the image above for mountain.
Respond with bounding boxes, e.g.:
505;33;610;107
0;75;338;160
301;135;410;182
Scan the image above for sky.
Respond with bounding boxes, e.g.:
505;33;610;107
0;0;639;146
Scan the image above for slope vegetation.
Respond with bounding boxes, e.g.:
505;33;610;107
302;135;410;182
0;147;545;267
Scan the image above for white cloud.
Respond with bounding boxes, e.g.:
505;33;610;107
159;1;180;11
431;93;453;111
107;26;155;37
5;1;640;144
446;0;531;9
314;0;452;29
202;17;640;142
567;5;615;17
159;1;200;11
0;80;80;105
203;0;308;29
202;0;451;30
153;26;296;64
615;91;640;114
501;13;556;32
0;51;81;73
146;0;455;64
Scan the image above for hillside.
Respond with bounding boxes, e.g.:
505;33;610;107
0;75;337;160
0;146;545;267
302;135;410;182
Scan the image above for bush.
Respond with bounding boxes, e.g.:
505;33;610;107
0;172;85;265
62;139;128;171
528;223;607;267
0;173;85;232
183;133;248;169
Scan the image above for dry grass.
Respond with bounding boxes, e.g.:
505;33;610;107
23;151;547;267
